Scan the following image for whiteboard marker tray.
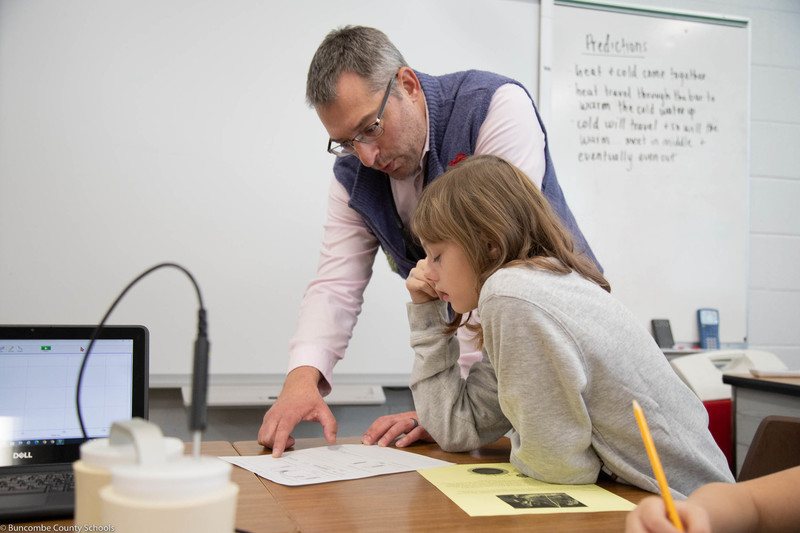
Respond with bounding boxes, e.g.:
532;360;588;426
181;384;386;407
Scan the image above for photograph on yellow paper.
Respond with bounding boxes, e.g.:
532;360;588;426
418;463;636;517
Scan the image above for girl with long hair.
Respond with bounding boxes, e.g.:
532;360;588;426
406;154;733;497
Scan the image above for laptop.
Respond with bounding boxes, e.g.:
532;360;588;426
0;325;148;522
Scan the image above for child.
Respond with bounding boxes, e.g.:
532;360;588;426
405;154;734;498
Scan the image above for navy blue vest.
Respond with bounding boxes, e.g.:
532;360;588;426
334;70;599;278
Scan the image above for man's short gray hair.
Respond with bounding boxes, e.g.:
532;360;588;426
306;26;408;107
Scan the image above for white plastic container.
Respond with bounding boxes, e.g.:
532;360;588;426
74;418;184;527
100;456;238;533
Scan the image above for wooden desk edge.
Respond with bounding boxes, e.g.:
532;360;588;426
723;373;800;397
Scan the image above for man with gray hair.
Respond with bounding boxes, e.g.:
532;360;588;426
258;25;597;457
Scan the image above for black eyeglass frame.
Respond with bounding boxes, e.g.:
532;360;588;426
327;75;396;158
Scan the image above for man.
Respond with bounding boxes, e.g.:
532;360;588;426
258;26;598;457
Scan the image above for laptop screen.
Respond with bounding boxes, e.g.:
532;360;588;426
0;325;148;466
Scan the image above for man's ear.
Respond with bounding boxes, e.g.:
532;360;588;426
397;67;423;102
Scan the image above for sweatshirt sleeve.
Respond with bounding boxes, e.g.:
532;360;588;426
407;300;512;452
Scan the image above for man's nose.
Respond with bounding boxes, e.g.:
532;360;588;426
354;142;379;167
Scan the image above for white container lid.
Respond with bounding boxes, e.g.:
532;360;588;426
80;436;184;470
110;456;232;501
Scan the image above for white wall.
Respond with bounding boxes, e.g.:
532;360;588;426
0;0;540;383
636;0;800;368
1;0;798;377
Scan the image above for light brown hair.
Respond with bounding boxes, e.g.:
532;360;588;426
411;154;609;343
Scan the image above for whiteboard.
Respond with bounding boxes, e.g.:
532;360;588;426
545;1;749;346
0;0;539;383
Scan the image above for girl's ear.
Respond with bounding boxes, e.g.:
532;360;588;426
486;241;500;258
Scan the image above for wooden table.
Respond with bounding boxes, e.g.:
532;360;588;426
11;438;651;532
233;436;651;533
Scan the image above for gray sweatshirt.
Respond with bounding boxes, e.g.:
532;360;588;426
408;264;734;498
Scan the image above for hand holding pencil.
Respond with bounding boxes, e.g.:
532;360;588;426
627;465;800;533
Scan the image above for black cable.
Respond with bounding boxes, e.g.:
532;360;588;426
76;262;207;439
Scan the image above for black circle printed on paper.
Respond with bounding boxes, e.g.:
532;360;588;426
468;467;508;475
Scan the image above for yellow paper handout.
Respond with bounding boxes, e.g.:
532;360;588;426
418;462;636;517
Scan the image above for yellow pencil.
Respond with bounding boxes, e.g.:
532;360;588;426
632;399;685;531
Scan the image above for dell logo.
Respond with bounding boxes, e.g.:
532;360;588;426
13;452;33;459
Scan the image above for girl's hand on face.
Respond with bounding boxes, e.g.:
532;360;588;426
406;259;439;304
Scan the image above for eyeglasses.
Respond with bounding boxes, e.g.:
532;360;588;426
327;75;395;158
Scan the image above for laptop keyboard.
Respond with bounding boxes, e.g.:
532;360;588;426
0;471;74;495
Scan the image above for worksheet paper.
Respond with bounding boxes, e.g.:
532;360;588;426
418;462;637;516
220;444;453;486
